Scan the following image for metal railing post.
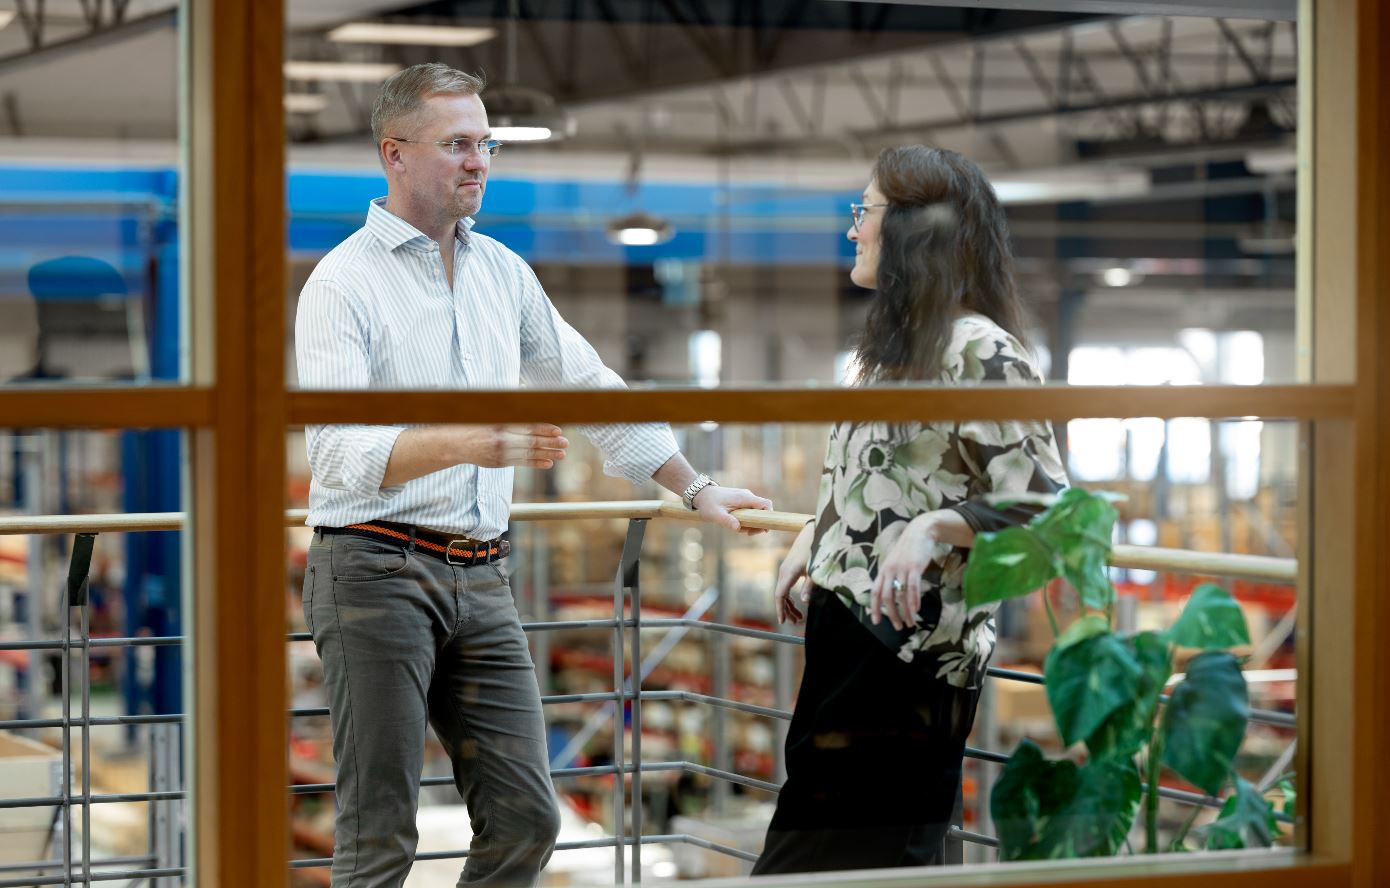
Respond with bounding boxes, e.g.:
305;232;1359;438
711;531;730;816
619;519;648;883
611;541;626;886
150;723;181;887
973;680;998;861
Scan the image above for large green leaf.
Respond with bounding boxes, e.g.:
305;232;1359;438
992;740;1078;861
1165;583;1251;650
1032;488;1119;611
992;740;1142;860
1045;631;1143;748
1204;777;1279;849
1087;630;1172;762
1038;758;1143;858
1056;614;1111;650
1160;651;1250;795
963;526;1057;608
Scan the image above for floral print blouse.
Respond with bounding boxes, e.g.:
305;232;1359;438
806;314;1069;688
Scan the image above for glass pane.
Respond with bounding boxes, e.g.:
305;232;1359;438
283;4;1299;392
284;414;1298;881
0;5;187;387
0;427;188;883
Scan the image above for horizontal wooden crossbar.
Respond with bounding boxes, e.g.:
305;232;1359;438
287;384;1354;426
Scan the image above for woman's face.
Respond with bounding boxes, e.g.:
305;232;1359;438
848;180;886;289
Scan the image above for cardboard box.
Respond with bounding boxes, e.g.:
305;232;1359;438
0;731;63;866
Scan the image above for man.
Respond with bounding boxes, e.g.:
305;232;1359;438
295;63;772;888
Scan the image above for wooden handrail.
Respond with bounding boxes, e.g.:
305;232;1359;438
0;502;1295;584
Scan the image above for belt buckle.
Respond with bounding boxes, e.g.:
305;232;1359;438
446;539;475;566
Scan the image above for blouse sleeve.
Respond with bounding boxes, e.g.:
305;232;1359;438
944;326;1069;534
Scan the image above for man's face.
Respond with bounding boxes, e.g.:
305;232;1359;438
385;92;491;220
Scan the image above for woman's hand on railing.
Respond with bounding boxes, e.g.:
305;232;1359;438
773;522;816;624
692;484;774;535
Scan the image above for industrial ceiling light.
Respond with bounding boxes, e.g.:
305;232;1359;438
606;212;674;247
485;85;573;142
284;93;329;114
482;0;572;143
327;22;497;47
1100;266;1142;287
283;61;401;83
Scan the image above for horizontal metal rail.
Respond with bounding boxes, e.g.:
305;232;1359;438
0;867;185;888
0;856;155;876
290;832;761;869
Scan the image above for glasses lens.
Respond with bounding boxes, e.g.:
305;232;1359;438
851;204;863;230
485;140;501;156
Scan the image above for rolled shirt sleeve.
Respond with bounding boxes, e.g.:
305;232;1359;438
514;261;679;484
295;279;407;499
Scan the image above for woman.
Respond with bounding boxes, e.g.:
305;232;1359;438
752;146;1068;875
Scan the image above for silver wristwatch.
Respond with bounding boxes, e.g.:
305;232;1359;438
682;473;717;510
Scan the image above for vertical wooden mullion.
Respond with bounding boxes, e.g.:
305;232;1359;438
188;0;287;885
1352;2;1390;885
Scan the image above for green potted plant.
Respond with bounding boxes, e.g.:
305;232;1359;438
963;488;1292;858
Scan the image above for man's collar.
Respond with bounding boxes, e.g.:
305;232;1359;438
366;197;475;251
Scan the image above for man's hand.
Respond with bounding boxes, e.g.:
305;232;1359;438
461;424;569;469
692;484;774;536
379;423;569;488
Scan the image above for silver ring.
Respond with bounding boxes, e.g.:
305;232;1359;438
891;578;903;593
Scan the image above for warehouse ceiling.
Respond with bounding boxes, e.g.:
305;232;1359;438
0;1;1295;168
0;0;1301;322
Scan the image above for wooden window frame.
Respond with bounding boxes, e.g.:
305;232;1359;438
1;0;1383;884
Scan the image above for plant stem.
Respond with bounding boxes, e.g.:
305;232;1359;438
1171;800;1203;851
1042;585;1060;637
1146;729;1165;854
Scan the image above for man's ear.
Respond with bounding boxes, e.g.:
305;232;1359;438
380;139;404;171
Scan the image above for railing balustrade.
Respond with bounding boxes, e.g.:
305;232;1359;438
0;504;1298;886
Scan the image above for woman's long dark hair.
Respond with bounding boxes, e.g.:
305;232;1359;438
854;145;1029;382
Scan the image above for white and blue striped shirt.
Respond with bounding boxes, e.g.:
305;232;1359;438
296;197;679;537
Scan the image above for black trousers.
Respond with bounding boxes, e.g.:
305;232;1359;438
752;587;982;876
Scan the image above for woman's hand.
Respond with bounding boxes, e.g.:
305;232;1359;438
773;522;816;624
870;511;970;630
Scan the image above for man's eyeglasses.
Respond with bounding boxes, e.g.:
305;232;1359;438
389;137;503;157
850;202;889;232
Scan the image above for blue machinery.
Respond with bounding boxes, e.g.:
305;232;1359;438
0;162;856;726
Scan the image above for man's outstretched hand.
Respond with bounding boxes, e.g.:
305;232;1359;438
693;485;774;536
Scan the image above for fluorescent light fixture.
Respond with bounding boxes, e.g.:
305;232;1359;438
1244;147;1297;175
0;11;15;30
284;93;329;114
327;22;497;47
614;227;662;246
606;212;674;247
1101;267;1137;287
991;168;1149;205
284;61;400;83
491;126;552;142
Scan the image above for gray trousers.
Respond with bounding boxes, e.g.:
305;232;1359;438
302;530;561;888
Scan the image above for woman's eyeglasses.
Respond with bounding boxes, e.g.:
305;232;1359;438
850;202;889;232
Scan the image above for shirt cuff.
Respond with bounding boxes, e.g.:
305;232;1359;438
342;425;408;499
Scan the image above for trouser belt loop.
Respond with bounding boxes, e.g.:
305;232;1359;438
407;526;417;552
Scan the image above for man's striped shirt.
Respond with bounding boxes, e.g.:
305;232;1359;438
295;197;678;537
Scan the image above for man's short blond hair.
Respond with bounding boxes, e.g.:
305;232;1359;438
371;63;486;156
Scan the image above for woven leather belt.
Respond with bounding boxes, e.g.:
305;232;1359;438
318;520;510;566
